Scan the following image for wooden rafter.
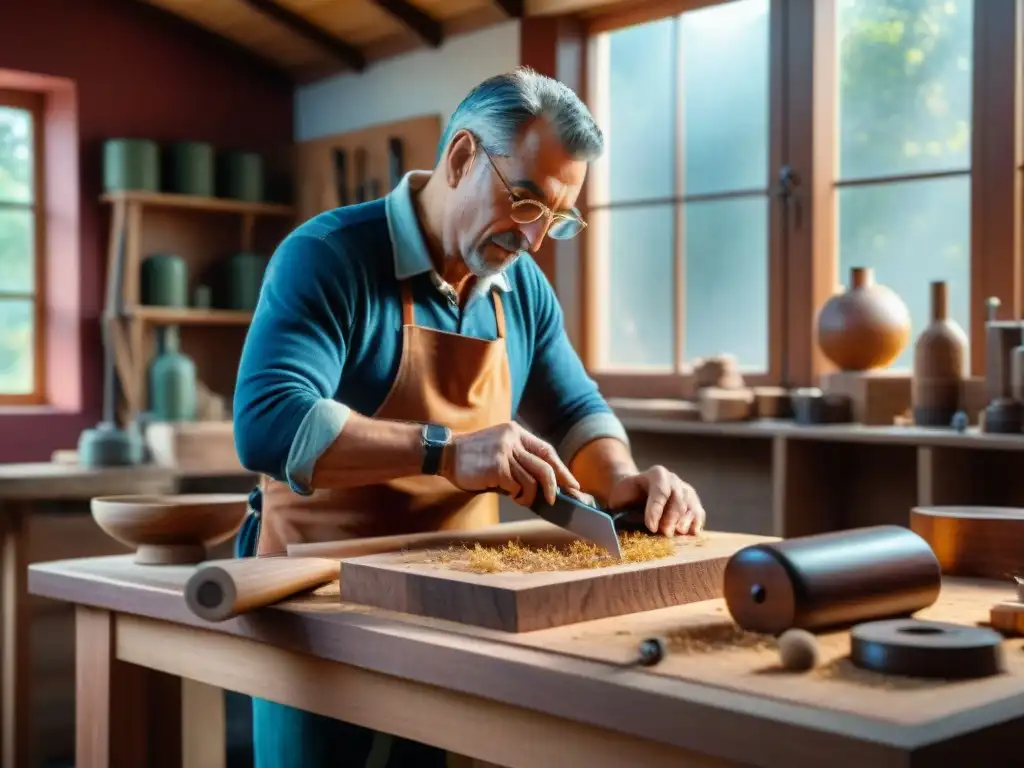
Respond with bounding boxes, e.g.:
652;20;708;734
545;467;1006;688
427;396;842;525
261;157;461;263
371;0;444;47
237;0;367;71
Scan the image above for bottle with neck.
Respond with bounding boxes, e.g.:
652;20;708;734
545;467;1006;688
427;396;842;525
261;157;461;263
912;281;968;427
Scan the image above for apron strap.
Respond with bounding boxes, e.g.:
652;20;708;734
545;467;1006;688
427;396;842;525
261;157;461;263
401;280;416;326
493;290;506;339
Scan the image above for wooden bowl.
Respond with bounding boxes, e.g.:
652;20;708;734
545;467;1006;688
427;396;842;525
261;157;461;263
91;494;248;565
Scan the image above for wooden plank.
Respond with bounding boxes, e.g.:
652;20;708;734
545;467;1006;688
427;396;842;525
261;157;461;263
100;190;294;217
339;531;774;631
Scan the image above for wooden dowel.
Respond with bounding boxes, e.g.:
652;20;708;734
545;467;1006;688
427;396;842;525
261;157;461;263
184;557;338;622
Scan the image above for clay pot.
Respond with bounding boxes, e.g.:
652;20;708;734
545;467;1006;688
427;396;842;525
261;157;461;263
817;267;911;371
912;281;968;427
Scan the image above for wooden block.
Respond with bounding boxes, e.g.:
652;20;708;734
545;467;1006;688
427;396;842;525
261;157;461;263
960;376;987;424
989;600;1024;636
145;421;243;475
611;398;699;421
820;370;911;425
697;387;754;422
339;531;775;632
751;386;791;418
910;506;1024;580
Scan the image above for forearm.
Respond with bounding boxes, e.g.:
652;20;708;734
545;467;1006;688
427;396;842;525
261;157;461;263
569;437;638;505
309;411;425;489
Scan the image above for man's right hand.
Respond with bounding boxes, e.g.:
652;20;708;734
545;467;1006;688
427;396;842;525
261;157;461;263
440;422;579;508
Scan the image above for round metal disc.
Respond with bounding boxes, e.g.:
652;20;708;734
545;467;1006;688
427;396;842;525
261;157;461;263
850;619;1004;679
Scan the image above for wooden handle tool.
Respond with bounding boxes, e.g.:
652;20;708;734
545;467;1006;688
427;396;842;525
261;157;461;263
286;519;579;559
184;556;338;622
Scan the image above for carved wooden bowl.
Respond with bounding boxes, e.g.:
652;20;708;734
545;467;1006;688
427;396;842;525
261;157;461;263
91;494;248;565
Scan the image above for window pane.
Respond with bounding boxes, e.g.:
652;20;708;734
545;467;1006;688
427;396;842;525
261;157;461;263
838;175;970;370
0;106;34;204
683;196;769;370
837;0;973;180
602;204;675;369
0;209;35;293
680;0;770;195
0;298;34;395
605;18;677;203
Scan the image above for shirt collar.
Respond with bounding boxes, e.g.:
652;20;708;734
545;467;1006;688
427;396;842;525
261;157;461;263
384;170;512;296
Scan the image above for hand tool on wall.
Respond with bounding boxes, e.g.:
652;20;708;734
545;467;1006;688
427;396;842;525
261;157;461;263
184;556;339;622
332;148;348;207
353;147;368;203
387;136;405;191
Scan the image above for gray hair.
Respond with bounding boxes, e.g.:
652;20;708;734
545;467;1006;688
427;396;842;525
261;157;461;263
437;66;604;163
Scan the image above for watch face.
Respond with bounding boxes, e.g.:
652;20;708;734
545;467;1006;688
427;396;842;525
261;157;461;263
424;424;450;445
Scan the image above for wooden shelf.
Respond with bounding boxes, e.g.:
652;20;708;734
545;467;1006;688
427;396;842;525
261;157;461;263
611;398;1024;451
126;306;254;326
101;189;294;217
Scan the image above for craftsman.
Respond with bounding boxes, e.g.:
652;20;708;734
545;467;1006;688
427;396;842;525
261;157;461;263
232;66;706;767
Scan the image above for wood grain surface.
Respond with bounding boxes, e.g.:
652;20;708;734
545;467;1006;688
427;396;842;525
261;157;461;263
339;531;774;631
910;506;1024;580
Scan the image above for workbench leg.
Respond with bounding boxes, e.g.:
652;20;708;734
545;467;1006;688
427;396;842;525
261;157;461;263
76;607;184;767
0;503;30;768
182;679;226;768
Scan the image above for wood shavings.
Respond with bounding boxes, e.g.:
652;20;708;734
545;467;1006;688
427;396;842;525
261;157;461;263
420;531;687;573
811;658;945;689
665;622;777;654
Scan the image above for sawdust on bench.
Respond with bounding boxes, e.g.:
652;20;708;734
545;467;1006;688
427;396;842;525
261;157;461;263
422;531;696;573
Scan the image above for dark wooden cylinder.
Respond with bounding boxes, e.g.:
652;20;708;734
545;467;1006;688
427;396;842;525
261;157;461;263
723;525;941;635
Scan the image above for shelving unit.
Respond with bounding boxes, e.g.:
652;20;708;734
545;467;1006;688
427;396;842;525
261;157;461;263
102;189;294;471
612;397;1024;541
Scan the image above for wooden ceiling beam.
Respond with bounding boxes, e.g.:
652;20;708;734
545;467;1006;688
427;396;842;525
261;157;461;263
237;0;367;72
493;0;525;15
370;1;444;47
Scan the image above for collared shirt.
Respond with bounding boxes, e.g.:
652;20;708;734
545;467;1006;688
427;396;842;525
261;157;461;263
233;171;629;494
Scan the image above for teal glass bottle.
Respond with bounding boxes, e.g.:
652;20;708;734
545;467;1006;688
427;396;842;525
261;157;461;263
148;325;197;421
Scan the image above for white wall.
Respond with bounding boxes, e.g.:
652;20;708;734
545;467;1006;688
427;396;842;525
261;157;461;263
294;21;521;142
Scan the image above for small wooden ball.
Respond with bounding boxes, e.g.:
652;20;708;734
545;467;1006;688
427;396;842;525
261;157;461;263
778;629;820;671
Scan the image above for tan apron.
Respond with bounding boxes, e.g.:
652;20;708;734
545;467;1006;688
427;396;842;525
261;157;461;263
256;280;512;555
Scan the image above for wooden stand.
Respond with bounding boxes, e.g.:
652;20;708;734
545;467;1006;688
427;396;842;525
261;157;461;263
820;370;911;425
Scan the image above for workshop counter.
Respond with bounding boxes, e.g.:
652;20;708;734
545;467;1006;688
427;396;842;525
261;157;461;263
28;556;1023;768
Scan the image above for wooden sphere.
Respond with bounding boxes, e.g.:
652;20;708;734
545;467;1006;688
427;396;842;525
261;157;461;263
778;628;820;671
817;267;911;371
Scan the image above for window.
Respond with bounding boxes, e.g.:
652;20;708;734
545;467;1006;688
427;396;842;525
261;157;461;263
585;0;776;393
579;0;1010;392
0;90;42;403
835;0;973;368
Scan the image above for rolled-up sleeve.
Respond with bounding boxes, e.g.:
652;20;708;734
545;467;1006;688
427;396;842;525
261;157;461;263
516;264;629;462
232;233;355;493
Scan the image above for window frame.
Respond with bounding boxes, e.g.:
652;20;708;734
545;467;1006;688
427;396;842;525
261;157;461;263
575;0;1020;396
0;88;46;406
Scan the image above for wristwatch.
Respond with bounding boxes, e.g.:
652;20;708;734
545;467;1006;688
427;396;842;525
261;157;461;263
421;423;452;475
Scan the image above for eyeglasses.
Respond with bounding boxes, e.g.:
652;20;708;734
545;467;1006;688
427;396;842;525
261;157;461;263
477;144;587;240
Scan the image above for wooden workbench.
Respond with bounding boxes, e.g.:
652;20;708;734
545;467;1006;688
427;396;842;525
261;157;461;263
27;553;1024;768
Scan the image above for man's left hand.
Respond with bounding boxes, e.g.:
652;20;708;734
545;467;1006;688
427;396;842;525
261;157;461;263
606;466;706;537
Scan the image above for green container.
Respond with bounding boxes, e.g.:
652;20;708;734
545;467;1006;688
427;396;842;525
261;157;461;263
141;254;189;307
103;139;160;192
218;150;264;202
166;141;214;196
148;326;197;421
224;252;268;310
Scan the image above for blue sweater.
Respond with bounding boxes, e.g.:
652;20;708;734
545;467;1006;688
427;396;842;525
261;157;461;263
233;171;628;493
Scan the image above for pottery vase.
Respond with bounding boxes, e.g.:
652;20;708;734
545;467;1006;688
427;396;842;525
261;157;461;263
817;267;911;371
912;281;968;427
148;326;197;421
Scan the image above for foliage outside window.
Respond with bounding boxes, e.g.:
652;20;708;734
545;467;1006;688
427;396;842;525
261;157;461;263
585;0;976;383
0;92;40;401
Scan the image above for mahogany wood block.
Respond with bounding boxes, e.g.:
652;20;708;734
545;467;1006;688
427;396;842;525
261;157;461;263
910;506;1024;581
820;370;911;426
338;531;775;632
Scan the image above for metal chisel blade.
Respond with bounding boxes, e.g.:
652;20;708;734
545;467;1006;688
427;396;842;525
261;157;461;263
530;491;623;559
